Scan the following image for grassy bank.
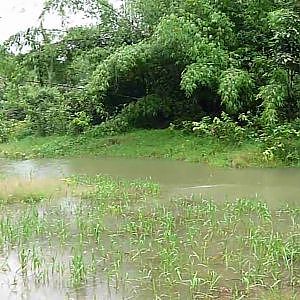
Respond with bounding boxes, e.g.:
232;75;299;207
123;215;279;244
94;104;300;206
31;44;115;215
0;129;296;167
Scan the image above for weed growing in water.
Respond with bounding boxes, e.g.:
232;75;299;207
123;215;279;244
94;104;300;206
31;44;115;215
0;174;298;299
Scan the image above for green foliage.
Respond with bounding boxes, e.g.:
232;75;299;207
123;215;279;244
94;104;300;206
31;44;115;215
182;112;300;165
68;112;91;135
24;86;69;136
0;0;299;161
91;94;204;133
0;117;10;143
67;47;111;85
267;8;300;68
86;116;130;138
187;112;247;145
257;84;287;126
261;124;300;164
219;68;254;113
88;42;151;98
181;61;220;96
120;94;172;128
9;120;32;140
0;119;32;143
84;0;299;127
127;0;178;33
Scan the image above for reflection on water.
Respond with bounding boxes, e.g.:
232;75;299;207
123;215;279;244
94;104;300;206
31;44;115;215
0;159;70;179
0;248;122;300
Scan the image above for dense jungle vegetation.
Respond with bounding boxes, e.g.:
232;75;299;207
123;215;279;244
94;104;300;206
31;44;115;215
0;0;300;165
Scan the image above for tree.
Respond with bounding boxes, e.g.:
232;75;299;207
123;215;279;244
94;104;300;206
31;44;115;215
1;0;300;135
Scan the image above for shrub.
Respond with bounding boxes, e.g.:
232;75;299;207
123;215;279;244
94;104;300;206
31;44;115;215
120;94;172;128
9;119;32;140
25;86;69;136
0;116;32;143
68;112;91;135
0;118;10;143
188;112;247;144
86;116;130;137
261;124;300;164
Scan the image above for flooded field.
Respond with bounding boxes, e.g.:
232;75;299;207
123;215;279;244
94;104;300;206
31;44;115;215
0;158;299;299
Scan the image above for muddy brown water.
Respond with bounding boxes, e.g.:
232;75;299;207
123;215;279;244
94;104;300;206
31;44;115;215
0;157;299;299
0;157;299;207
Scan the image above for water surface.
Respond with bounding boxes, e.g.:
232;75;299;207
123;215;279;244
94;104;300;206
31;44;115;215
0;157;299;206
0;157;299;299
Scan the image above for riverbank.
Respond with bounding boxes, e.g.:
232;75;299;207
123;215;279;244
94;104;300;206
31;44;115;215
0;129;297;167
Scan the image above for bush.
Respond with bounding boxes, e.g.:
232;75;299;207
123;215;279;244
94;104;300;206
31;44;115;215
0;118;10;143
120;94;172;128
177;112;300;164
0;115;32;143
86;116;130;137
183;112;247;145
68;112;91;135
9;119;32;140
261;124;300;164
25;86;69;136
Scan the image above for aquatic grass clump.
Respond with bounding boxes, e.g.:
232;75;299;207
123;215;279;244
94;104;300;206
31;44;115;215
67;174;160;210
0;177;66;204
70;246;87;286
0;192;47;205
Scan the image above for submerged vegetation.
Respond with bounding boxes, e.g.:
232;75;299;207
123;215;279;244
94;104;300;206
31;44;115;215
0;174;299;298
0;0;299;165
0;177;65;204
